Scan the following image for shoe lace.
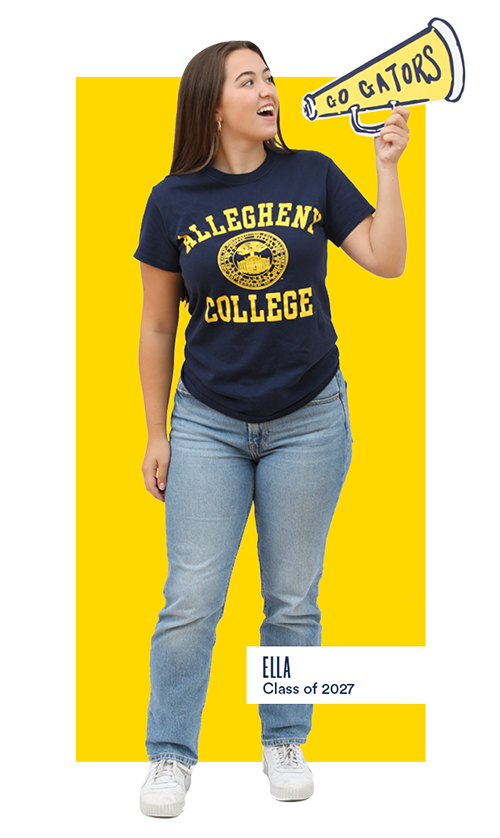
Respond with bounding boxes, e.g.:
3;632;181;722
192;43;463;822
273;744;302;768
151;759;178;788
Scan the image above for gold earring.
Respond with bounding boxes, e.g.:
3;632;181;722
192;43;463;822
217;119;222;133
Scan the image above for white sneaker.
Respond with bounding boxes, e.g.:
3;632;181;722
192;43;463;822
140;758;192;817
263;744;314;801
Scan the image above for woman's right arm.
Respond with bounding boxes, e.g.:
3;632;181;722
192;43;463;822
138;263;184;501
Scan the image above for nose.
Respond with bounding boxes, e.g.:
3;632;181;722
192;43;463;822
259;80;273;98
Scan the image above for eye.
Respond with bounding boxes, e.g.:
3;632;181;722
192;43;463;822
266;76;274;84
243;79;254;86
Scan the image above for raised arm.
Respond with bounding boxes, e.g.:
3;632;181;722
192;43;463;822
139;263;184;501
341;106;410;278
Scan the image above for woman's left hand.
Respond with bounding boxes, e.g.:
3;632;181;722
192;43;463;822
374;105;410;167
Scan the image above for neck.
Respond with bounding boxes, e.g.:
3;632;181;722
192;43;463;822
211;139;267;174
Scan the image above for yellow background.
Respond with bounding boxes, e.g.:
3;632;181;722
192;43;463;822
77;78;425;762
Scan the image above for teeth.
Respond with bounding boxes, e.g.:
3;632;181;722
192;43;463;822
258;106;274;116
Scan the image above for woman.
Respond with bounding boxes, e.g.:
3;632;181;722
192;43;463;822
135;41;409;818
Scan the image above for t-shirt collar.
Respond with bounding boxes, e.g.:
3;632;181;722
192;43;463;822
203;150;277;185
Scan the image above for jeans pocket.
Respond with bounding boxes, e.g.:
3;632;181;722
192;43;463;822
175;377;195;399
307;375;341;406
309;371;352;440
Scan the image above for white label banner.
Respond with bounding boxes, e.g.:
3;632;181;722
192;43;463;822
247;647;426;703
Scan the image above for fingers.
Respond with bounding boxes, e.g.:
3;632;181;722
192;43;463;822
381;108;410;136
156;463;168;494
376;106;410;162
143;464;165;501
142;442;171;502
379;126;409;147
391;105;411;124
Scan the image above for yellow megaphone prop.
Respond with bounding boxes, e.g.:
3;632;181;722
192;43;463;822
302;18;465;135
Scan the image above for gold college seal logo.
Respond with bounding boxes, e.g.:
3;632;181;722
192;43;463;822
217;231;288;289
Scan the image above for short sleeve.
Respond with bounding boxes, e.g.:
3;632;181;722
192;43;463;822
324;160;375;247
133;192;181;272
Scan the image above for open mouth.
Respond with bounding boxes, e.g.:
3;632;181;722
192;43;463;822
257;105;275;118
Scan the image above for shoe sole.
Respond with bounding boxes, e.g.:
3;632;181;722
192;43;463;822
140;799;184;818
268;781;314;801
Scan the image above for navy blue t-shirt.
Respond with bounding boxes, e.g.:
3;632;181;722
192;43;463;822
134;149;373;422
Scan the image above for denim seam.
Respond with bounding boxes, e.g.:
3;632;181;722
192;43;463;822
217;491;254;621
148;751;197;767
339;401;352;486
336;372;349;431
261;738;308;745
256;522;268;617
247;424;271;459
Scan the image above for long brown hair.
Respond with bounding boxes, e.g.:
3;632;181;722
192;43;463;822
169;41;293;176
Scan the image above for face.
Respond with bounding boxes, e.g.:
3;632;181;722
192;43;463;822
215;49;279;145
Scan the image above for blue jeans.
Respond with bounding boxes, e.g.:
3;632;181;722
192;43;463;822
146;371;352;765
